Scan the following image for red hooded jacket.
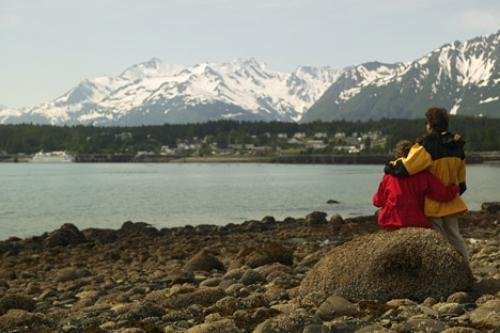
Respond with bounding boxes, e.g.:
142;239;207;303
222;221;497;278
373;171;459;230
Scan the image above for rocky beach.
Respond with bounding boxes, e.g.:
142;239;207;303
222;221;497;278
0;204;498;333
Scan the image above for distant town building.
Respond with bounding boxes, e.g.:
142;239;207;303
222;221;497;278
160;146;176;156
293;132;306;139
115;132;133;141
250;146;273;155
305;140;327;150
314;132;328;139
287;138;302;145
277;133;288;139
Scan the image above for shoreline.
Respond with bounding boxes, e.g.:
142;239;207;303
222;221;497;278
1;153;498;164
0;207;498;332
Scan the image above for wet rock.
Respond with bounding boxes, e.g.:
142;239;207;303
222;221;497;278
82;228;118;244
166;287;226;309
0;269;16;280
468;299;500;329
264;285;288;302
186;318;240;333
481;202;500;213
252;308;311;333
354;324;394;333
0;309;50;332
433;302;466;316
422;297;437;306
300;291;327;308
193;224;219;235
441;327;481;333
393;318;447;333
0;294;35;315
316;295;358;320
166;270;196;285
223;268;247;281
121;301;165;320
305;211;327;226
119;221;158;237
242;220;267;232
44;223;86;247
330;213;344;224
299;228;473;302
475;294;495;305
236;243;293;268
242;293;268;309
386;298;417;308
119;329;146;333
184;249;225;272
0;280;9;289
200;277;221;287
240;269;266;286
55;267;92;282
328;318;367;333
261;216;276;224
447;291;470;303
327;199;340;204
208;296;243;316
303;324;330;333
224;283;249;298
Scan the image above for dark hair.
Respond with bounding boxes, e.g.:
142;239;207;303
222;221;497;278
425;107;449;132
394;140;413;158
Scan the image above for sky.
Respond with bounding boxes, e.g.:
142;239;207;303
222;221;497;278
1;0;499;108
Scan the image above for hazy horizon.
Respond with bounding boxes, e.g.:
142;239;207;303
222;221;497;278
1;0;499;108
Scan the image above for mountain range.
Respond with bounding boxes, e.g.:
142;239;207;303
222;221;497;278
1;30;498;125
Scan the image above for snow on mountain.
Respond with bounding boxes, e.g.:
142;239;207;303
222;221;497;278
0;105;22;123
2;58;341;125
303;30;500;121
3;30;499;125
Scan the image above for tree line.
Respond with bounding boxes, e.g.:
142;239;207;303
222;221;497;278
0;116;498;155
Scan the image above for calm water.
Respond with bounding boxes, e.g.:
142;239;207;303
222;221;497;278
0;163;499;240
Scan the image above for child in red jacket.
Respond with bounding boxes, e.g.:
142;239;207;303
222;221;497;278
373;140;459;230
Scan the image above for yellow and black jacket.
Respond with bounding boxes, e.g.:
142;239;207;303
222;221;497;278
385;131;467;217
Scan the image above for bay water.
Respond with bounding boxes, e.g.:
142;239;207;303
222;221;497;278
1;163;498;240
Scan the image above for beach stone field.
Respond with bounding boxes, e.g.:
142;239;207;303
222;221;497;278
0;203;499;333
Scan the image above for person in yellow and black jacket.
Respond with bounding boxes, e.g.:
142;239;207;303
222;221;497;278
384;107;469;260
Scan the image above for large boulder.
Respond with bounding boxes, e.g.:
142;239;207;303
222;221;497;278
299;228;473;302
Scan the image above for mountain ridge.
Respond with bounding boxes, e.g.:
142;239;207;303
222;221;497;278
302;30;500;121
1;30;499;125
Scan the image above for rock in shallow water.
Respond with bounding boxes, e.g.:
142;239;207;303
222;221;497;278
299;228;473;302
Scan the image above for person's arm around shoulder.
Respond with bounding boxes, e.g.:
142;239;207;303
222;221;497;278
385;144;432;177
424;171;459;202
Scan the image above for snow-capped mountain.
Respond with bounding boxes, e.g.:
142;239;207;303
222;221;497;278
0;105;22;123
1;58;341;125
303;30;500;121
2;30;499;125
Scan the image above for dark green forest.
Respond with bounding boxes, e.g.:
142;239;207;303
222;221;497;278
0;117;499;155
